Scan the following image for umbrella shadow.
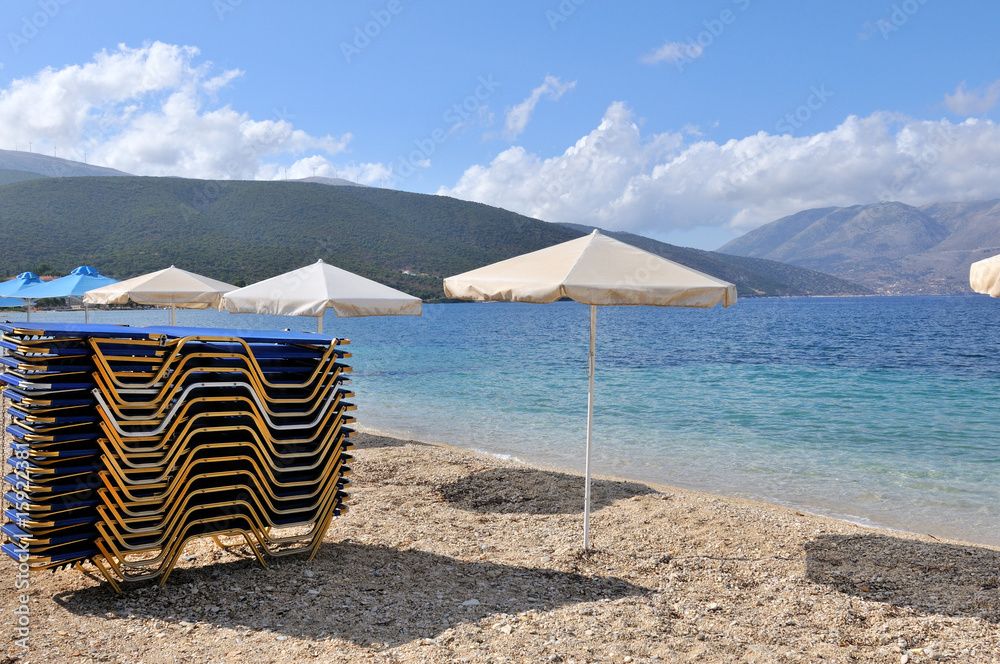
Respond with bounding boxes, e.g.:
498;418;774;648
804;534;1000;623
436;467;657;515
55;542;648;648
351;432;431;450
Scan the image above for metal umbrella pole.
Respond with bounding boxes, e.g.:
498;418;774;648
583;304;596;551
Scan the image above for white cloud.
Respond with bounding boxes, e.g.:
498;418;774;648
439;104;1000;243
0;42;356;180
203;68;244;94
503;75;576;140
943;79;1000;116
260;155;392;185
640;40;704;66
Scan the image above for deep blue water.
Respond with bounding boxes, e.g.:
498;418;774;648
6;295;1000;546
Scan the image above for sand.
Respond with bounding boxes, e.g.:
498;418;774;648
2;432;999;663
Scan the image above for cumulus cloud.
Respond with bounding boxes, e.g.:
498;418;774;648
0;42;358;180
439;104;1000;241
259;155;392;185
503;75;576;140
943;79;1000;116
640;40;704;66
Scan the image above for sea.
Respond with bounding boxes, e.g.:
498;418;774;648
5;295;999;547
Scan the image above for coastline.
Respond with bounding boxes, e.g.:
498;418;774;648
354;425;984;549
3;431;999;663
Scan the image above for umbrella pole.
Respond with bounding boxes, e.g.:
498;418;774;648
318;315;323;334
85;303;89;324
26;300;31;323
583;304;596;551
171;304;176;326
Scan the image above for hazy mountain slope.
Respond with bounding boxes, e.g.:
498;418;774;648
0;149;129;178
560;224;870;297
293;176;368;187
719;200;1000;293
0;169;48;186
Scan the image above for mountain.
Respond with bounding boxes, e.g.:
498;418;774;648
0;175;867;301
718;200;1000;294
560;224;870;297
0;176;581;300
0;169;48;186
0;149;130;178
292;176;368;187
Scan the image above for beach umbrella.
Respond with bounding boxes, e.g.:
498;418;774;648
0;272;41;321
221;259;422;332
16;266;119;323
444;230;736;550
83;265;237;325
970;253;1000;297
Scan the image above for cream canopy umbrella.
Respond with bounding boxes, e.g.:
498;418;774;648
83;265;237;325
444;230;736;550
970;253;1000;297
221;259;421;332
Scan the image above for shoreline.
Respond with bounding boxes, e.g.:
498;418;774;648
3;432;1000;663
354;424;982;551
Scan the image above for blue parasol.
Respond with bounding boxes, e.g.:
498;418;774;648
16;266;119;322
0;272;41;320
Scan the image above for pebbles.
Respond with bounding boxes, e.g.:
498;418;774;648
2;432;999;663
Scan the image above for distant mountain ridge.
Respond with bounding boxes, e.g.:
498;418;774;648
0;169;48;186
560;224;870;297
0;175;867;301
0;149;129;178
718;200;1000;294
293;176;368;187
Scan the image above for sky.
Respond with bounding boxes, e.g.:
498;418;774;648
0;1;998;250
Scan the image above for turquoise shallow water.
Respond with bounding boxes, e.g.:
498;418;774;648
6;295;1000;546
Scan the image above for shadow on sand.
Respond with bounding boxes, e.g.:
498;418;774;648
350;432;432;450
805;533;1000;622
436;467;657;515
56;541;648;647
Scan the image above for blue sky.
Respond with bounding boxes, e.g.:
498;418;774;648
1;1;999;249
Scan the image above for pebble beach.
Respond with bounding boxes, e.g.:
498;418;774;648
2;432;999;664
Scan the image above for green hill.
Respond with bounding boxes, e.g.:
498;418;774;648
0;176;867;300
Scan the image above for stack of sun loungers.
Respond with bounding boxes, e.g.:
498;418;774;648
0;322;354;590
1;323;105;571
